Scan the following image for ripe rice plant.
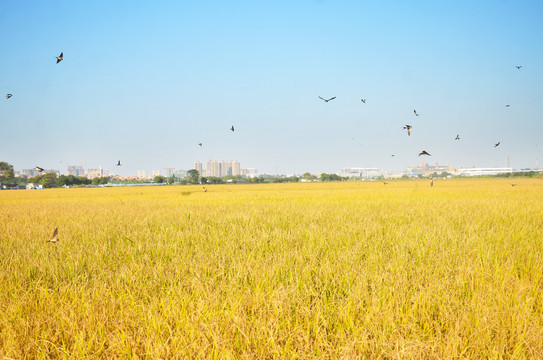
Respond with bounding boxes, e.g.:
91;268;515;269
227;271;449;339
1;178;542;358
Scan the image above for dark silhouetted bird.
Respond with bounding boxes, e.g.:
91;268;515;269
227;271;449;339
34;166;44;172
6;94;12;99
198;143;202;147
318;96;336;102
455;135;460;140
117;160;121;166
56;52;63;64
419;150;431;156
413;110;419;116
361;98;366;103
506;104;510;107
403;125;412;136
494;142;500;148
230;126;235;132
516;66;522;69
47;228;59;243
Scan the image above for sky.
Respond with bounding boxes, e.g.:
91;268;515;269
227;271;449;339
1;1;542;176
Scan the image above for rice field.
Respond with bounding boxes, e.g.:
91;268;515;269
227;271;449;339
1;178;543;359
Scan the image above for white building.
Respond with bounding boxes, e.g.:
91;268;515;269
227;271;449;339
164;168;175;177
242;168;258;178
152;170;161;177
456;167;512;176
194;162;203;176
137;170;148;179
340;167;380;179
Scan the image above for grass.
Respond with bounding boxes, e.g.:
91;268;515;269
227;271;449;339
1;178;543;358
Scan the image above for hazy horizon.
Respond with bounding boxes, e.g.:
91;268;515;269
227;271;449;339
2;1;542;175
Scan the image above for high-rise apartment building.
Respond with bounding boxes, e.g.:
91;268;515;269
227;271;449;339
67;165;85;177
231;161;240;176
152;170;161;177
205;160;221;177
220;161;231;176
194;161;203;176
87;169;101;179
200;160;241;177
137;170;148;179
164;168;175;177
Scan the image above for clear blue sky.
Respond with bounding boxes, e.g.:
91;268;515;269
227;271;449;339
1;1;542;176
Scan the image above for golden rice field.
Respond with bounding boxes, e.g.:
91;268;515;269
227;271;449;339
1;178;543;359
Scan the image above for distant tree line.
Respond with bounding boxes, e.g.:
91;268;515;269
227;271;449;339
26;173;111;188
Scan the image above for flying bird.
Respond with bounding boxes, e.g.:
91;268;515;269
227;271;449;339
318;96;336;103
419;150;431;156
361;98;366;103
494;142;500;148
198;143;202;147
34;166;44;172
455;135;460;140
230;126;235;132
47;228;59;243
413;110;419;117
516;66;522;69
116;160;121;166
505;104;510;107
403;125;412;136
56;52;63;64
6;94;12;99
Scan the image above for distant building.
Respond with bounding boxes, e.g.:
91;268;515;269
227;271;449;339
406;162;452;177
152;169;161;177
231;161;240;176
456;167;512;176
137;170;148;179
21;169;40;177
87;169;102;179
201;160;241;177
194;162;203;176
164;168;175;177
220;161;231;177
174;169;187;178
242;168;258;178
340;167;380;179
67;165;85;177
26;183;43;190
205;160;221;177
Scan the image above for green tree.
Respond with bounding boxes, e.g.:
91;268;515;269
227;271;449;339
301;172;319;181
167;176;176;184
154;175;166;183
206;176;223;184
200;176;208;184
187;169;199;184
91;177;108;186
40;173;58;188
320;173;344;182
0;161;15;185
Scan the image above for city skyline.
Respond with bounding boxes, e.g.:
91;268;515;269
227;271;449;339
12;156;542;181
1;2;542;175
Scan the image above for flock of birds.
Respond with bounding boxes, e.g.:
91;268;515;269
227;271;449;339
3;51;526;243
315;67;523;157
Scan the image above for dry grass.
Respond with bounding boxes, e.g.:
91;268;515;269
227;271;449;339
1;178;543;359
